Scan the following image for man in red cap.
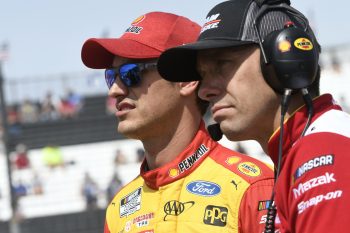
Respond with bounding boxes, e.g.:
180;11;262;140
82;11;274;233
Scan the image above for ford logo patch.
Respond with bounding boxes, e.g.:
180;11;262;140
186;180;221;197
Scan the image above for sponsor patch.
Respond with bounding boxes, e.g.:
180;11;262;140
201;14;221;33
163;200;194;221
131;15;145;25
133;212;154;228
294;38;313;50
138;230;154;233
230;180;241;190
238;162;261;177
186;181;221;197
278;40;291;52
294;154;334;180
293;172;336;198
297;190;342;214
258;200;272;211
120;187;142;217
226;156;241;165
125;220;132;232
125;15;145;34
177;144;209;173
168;168;179;178
203;205;228;227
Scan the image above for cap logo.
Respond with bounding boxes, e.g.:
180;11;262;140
125;15;145;34
294;38;313;51
201;13;221;33
132;15;146;25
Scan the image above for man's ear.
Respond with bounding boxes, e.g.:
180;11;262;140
178;81;199;97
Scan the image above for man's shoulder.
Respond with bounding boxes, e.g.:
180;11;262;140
208;144;274;184
112;175;143;200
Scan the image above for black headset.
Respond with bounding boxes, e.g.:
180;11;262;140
252;1;319;232
253;0;319;94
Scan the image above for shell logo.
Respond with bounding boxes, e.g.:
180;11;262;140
132;15;145;25
294;38;313;51
226;156;242;165
238;162;261;177
169;168;179;178
278;40;291;52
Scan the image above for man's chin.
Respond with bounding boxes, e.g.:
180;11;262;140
117;124;139;139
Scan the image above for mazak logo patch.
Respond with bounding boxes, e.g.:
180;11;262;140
294;154;334;180
201;13;221;33
120;187;142;217
293;172;336;198
177;144;209;173
186;181;221;197
238;162;261;177
163;200;195;221
203;205;228;227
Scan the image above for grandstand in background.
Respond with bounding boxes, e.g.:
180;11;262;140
0;44;350;232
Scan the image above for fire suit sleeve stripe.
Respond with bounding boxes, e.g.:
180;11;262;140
238;178;275;233
104;221;110;233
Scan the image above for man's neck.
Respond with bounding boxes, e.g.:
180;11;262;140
142;117;201;170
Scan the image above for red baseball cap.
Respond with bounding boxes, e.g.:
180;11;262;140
81;11;201;69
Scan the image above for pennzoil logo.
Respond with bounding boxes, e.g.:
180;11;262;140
278;40;291;52
163;200;195;221
238;162;261;177
177;144;209;173
294;38;313;50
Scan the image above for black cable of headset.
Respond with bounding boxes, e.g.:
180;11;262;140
301;88;314;137
264;89;292;233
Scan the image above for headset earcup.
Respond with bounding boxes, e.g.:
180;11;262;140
261;26;318;94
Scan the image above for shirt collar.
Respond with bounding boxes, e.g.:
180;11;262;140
268;94;342;165
140;121;218;189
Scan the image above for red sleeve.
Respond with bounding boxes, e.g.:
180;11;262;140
277;132;350;232
104;221;110;233
238;178;275;233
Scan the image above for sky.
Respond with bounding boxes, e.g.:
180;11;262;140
0;0;349;79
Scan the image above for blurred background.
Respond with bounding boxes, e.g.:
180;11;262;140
0;0;349;232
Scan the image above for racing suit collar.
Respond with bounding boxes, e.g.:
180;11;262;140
140;121;218;190
267;94;342;166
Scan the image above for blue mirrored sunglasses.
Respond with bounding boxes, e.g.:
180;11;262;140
105;62;157;89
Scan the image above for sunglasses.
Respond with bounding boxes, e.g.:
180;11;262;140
105;62;157;89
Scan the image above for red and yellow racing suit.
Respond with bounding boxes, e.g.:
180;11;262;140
105;122;274;233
